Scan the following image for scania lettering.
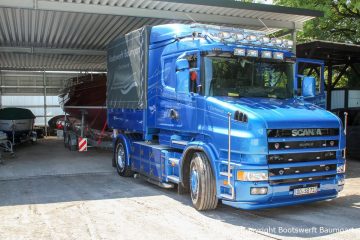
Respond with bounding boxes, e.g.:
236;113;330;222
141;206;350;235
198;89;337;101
291;129;323;137
107;24;346;210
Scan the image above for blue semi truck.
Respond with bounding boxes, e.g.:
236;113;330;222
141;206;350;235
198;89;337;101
107;24;346;210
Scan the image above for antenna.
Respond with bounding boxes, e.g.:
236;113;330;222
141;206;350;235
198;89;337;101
257;17;275;38
184;13;198;24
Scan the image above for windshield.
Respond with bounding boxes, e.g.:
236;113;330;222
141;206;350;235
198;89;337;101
202;55;294;99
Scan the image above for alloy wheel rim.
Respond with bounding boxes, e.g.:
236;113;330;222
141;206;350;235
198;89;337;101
117;143;125;169
190;167;199;200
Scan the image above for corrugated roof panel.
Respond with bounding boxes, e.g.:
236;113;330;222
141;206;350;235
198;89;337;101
0;0;321;70
0;53;106;71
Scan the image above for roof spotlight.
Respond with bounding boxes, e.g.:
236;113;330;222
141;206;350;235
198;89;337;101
261;37;270;44
235;33;245;41
247;35;258;42
219;32;231;39
284;40;294;48
271;38;283;45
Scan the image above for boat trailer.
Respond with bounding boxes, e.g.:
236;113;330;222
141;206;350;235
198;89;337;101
0;131;14;164
63;106;112;151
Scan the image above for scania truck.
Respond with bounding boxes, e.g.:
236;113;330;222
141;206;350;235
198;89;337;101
107;24;346;210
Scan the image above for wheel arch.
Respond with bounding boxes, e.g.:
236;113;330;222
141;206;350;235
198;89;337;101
114;133;132;166
180;142;218;190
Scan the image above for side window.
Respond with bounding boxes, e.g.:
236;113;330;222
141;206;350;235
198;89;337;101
186;54;199;93
163;58;175;89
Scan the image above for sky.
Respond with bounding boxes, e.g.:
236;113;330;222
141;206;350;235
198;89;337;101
252;0;274;4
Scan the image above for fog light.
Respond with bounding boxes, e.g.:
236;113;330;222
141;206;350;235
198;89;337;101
251;187;268;195
337;164;346;173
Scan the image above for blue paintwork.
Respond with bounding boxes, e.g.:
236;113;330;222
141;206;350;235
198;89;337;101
108;24;346;210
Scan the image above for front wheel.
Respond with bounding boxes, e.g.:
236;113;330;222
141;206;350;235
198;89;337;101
189;152;218;211
115;139;133;177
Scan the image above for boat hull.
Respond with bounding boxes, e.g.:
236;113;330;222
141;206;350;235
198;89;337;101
0;119;35;144
0;119;34;132
59;74;107;130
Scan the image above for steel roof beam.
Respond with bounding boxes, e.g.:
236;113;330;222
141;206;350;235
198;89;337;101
0;47;106;56
0;0;303;30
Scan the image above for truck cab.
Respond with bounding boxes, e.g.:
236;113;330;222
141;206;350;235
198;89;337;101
107;24;346;210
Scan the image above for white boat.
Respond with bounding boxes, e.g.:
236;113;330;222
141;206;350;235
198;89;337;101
0;108;36;144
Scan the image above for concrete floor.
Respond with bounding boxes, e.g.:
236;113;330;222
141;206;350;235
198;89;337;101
0;138;359;240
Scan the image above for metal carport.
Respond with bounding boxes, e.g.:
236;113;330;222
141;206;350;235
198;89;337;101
0;0;323;133
297;40;360;110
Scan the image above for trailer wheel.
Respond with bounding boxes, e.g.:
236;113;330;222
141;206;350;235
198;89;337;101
67;134;77;151
64;132;69;148
115;139;133;177
189;152;218;211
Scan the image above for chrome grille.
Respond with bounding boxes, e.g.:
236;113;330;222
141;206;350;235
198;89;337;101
269;164;336;176
267;128;339;185
268;140;338;150
270;175;336;185
268;151;336;164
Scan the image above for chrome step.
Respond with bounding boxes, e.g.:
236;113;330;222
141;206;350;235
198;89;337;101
167;175;180;183
139;175;174;189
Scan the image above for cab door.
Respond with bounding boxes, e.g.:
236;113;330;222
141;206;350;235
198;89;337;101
175;51;201;133
156;51;201;134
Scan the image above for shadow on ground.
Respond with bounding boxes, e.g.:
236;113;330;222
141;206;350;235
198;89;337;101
0;138;359;239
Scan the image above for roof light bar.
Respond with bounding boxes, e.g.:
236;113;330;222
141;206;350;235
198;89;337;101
190;23;293;50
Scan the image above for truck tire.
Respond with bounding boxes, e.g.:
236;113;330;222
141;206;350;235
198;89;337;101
189;152;218;211
115;139;133;177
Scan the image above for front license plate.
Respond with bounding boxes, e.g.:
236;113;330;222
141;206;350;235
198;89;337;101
293;186;318;196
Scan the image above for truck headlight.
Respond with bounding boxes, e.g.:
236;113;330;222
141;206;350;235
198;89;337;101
337;164;346;174
237;170;268;181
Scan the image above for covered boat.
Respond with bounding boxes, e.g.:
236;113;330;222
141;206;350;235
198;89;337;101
0;107;36;144
59;74;107;130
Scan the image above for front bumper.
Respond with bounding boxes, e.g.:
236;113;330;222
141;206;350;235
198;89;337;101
219;176;344;210
222;193;338;210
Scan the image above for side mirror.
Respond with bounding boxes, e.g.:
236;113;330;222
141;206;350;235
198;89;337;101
175;59;190;93
302;76;316;98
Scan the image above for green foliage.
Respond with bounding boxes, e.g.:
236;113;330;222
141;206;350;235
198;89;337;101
274;0;360;44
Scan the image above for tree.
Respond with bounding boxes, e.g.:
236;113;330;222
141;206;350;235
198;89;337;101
274;0;360;44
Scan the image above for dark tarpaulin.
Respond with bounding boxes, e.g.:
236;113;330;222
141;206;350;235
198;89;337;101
0;108;35;120
107;26;150;109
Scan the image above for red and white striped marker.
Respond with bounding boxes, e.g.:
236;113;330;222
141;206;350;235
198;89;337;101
78;137;87;152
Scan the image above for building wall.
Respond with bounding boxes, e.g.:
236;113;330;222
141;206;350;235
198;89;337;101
0;71;85;126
